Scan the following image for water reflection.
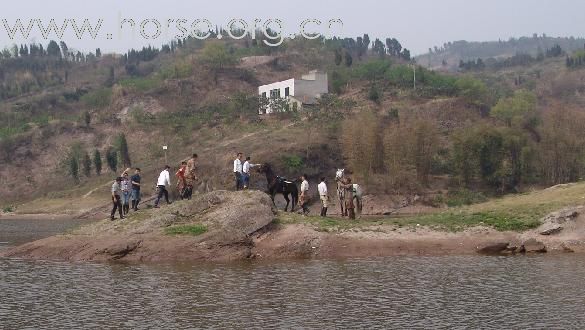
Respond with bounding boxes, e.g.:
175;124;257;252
1;255;585;328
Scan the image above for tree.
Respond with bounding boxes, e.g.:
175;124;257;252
68;155;80;183
59;41;69;59
93;149;102;176
82;152;92;177
491;90;537;127
342;110;384;183
201;42;237;70
105;66;115;87
334;48;343;66
116;134;131;168
344;51;353;67
81;111;91;128
455;76;489;109
46;40;61;58
106;148;118;172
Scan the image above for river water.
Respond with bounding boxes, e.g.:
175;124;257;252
1;218;585;329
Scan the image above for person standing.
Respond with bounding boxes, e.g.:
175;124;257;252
233;153;243;191
111;177;124;221
176;161;187;198
130;168;142;211
120;171;132;215
242;156;261;190
318;177;329;217
299;174;310;215
185;154;199;196
154;165;172;208
187;153;198;178
340;177;356;220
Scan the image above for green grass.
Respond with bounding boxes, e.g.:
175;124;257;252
277;182;585;232
165;224;208;236
119;77;162;92
80;88;112;108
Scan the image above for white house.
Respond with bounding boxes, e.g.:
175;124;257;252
258;70;328;114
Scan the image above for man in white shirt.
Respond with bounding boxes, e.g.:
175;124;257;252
233;153;243;191
318;177;328;217
299;174;310;215
242;156;261;190
154;165;172;208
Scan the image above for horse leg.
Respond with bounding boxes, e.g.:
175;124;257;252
270;192;277;208
283;194;290;212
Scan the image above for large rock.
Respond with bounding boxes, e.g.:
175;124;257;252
0;190;277;262
476;242;510;255
520;238;547;253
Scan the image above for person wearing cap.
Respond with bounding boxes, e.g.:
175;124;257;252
154;165;172;208
111;177;125;221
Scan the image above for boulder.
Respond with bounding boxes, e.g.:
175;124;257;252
540;225;563;236
476;242;509;255
520;238;547;253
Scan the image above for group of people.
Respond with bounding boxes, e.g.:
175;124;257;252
109;151;356;221
233;152;261;191
110;168;142;221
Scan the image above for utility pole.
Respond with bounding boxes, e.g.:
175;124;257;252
412;64;416;90
163;145;168;165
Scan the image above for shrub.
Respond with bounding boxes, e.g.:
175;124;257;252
81;88;112;109
282;155;304;171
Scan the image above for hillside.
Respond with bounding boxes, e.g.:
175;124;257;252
417;35;585;70
1;34;585;217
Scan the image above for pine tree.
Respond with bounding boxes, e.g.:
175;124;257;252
106;148;118;172
116;134;131;168
82;152;92;177
334;48;342;66
344;51;353;67
69;155;80;183
93;149;102;176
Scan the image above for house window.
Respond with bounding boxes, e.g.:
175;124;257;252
285;87;290;97
261;92;267;98
270;89;280;98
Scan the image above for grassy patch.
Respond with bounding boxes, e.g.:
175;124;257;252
80;88;112;109
165;224;208;236
390;183;585;232
276;183;585;232
119;77;162;92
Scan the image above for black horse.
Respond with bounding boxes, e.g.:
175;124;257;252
257;164;299;212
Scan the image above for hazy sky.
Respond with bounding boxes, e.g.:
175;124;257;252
0;0;583;55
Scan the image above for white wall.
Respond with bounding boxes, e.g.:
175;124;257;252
258;79;295;114
258;71;329;114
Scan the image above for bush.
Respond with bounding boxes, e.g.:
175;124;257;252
282;155;304;171
368;85;381;104
445;189;488;207
81;88;112;109
3;205;14;213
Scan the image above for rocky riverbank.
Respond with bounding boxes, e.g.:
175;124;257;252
2;191;585;262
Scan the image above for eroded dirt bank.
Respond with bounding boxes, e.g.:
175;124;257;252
2;191;585;262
